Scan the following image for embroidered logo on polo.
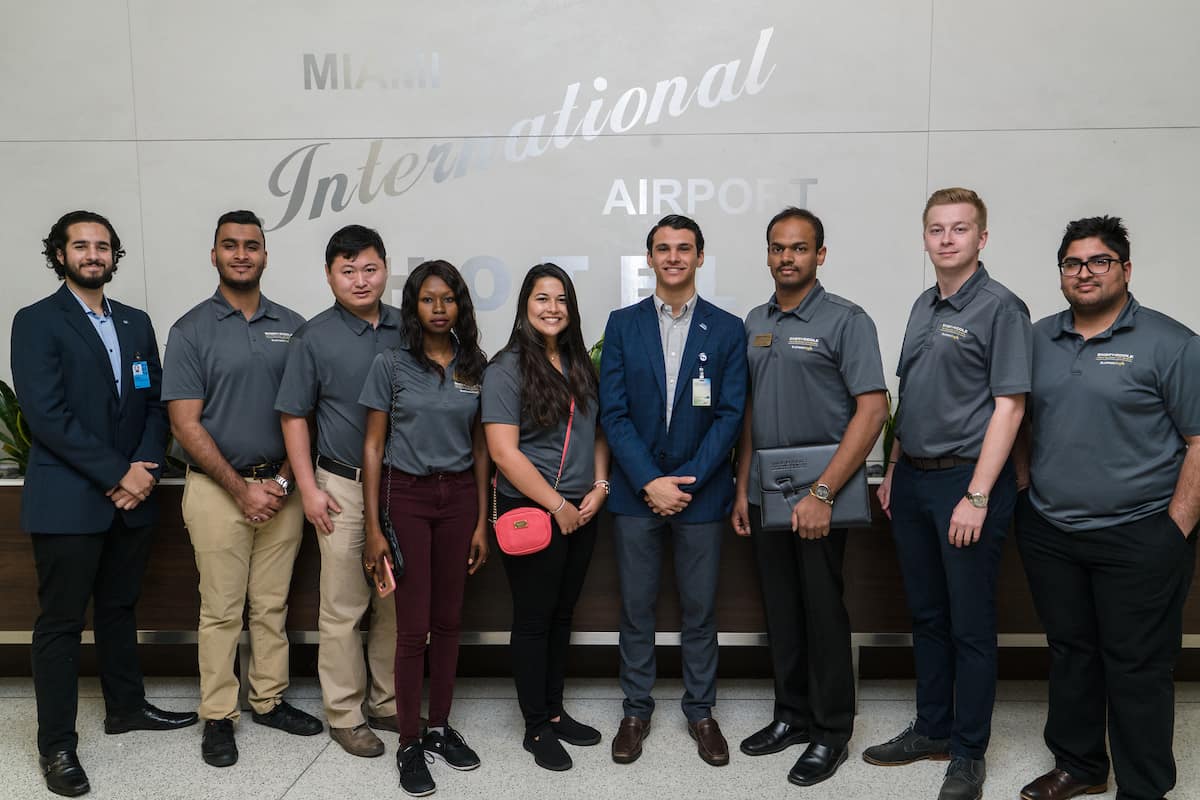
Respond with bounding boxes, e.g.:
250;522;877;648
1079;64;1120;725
264;332;293;343
937;323;970;341
454;380;481;394
1096;352;1134;367
788;336;820;351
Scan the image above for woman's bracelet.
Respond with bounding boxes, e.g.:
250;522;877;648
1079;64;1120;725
592;479;610;495
551;496;567;514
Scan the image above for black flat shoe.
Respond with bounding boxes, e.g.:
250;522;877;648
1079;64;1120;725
739;720;809;756
201;719;238;768
104;702;199;734
552;710;602;746
251;700;323;736
788;742;848;787
39;750;90;797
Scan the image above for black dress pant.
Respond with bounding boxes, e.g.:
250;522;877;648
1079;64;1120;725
30;520;152;756
749;505;853;748
496;492;598;732
1016;494;1195;800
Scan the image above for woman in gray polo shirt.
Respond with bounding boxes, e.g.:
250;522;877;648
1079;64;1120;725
360;260;490;797
482;263;611;772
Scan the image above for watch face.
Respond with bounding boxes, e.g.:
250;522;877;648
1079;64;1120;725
814;484;831;500
967;492;987;508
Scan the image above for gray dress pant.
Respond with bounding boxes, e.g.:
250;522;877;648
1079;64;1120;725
612;513;723;723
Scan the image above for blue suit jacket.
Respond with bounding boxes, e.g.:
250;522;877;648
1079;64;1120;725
11;284;168;534
599;296;747;523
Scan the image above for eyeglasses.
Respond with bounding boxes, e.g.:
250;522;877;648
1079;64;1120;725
1057;256;1124;277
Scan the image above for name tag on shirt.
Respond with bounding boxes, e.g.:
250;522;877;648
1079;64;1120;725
692;377;712;407
131;361;151;389
752;333;773;347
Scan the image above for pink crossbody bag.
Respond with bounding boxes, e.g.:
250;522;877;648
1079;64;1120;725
491;399;575;556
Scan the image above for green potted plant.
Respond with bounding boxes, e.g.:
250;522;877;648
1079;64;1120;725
0;379;32;476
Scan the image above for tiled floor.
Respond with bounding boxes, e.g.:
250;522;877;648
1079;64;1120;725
3;677;1198;799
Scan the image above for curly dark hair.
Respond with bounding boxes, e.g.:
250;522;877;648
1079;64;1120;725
494;263;598;428
42;210;125;278
400;260;487;386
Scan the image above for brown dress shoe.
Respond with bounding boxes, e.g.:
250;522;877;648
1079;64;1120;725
688;717;730;766
330;724;385;757
1020;768;1108;800
611;716;650;764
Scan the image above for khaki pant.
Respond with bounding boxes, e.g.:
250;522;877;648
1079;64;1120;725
183;470;304;720
315;467;397;727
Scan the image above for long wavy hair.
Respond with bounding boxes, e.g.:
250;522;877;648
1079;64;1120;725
400;260;486;386
495;263;598;428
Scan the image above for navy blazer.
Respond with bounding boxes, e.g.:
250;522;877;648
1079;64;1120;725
599;296;747;523
11;284;168;534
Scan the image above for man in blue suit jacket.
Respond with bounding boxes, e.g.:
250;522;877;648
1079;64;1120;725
600;215;747;768
11;211;197;798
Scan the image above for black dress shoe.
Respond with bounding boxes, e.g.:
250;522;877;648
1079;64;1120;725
251;700;323;736
740;720;810;756
201;719;238;768
39;750;90;797
788;742;848;787
104;702;199;734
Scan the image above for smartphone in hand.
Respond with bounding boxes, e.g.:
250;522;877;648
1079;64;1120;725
376;556;396;597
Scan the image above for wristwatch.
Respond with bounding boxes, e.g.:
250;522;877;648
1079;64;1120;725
965;490;988;509
810;483;835;506
273;475;294;495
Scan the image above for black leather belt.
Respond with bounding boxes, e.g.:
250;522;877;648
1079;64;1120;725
188;462;282;479
903;455;977;471
316;455;362;483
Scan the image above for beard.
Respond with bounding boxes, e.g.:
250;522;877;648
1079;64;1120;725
65;261;115;289
219;272;262;291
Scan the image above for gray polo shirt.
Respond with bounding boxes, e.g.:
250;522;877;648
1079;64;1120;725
275;302;403;467
744;284;887;497
481;348;598;499
162;290;305;468
894;264;1032;459
1029;296;1200;530
358;344;481;475
654;293;697;426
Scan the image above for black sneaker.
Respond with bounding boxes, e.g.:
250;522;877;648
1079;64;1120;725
938;756;986;800
251;701;323;736
523;724;572;771
201;719;238;768
398;742;436;797
422;725;480;771
862;721;950;766
551;710;602;746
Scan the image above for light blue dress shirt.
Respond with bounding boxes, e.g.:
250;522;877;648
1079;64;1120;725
68;288;122;396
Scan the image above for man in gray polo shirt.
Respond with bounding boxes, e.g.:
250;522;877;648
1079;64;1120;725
865;188;1031;800
732;207;888;786
163;210;319;768
1014;216;1200;800
276;224;403;758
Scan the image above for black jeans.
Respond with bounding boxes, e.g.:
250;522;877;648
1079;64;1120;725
749;507;853;748
31;520;152;755
495;492;598;732
889;459;1017;760
1016;495;1195;800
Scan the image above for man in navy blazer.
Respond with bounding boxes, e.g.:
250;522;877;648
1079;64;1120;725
600;214;747;768
11;211;197;798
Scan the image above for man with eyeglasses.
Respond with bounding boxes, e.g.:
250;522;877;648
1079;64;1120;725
1013;216;1200;800
866;188;1031;800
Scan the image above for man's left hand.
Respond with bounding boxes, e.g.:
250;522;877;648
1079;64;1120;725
948;499;986;548
793;494;833;540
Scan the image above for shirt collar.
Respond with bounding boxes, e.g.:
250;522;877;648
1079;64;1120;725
929;263;989;311
1052;294;1140;340
654;292;698;319
333;301;398;335
66;286;112;318
768;282;826;321
210;288;280;322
